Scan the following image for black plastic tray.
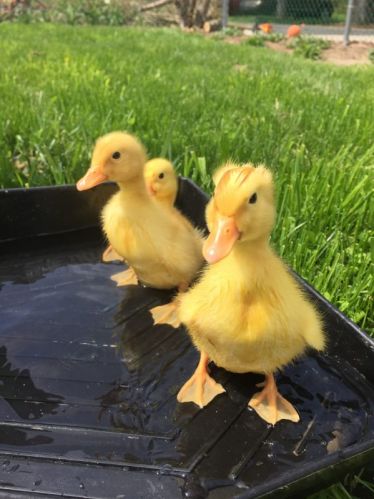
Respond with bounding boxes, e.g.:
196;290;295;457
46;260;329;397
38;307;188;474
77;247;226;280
0;179;373;499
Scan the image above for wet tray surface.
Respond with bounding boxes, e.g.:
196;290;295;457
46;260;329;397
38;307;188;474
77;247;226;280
0;181;373;498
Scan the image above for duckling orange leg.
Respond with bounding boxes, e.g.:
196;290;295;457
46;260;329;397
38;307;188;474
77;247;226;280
249;374;300;425
150;282;188;328
102;245;123;262
177;352;225;408
111;266;138;286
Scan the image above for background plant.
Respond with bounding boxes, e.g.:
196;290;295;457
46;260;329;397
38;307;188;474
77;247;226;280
244;35;265;47
0;0;139;25
289;36;331;60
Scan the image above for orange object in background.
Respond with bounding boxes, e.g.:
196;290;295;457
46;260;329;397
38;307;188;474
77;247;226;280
259;23;273;34
287;23;304;38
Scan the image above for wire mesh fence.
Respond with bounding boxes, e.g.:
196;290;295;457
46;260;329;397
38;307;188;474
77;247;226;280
229;0;374;25
228;0;374;44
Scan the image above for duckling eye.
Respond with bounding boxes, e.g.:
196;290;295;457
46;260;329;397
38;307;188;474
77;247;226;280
158;172;165;179
112;151;121;160
249;193;257;204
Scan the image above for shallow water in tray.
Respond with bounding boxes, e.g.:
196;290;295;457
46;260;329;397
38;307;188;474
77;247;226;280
0;230;373;483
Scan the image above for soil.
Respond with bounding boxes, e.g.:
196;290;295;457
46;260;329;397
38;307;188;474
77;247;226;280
320;42;373;66
265;41;293;55
223;35;374;66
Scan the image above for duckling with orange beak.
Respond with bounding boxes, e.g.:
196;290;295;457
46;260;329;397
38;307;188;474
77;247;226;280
144;158;178;208
144;158;205;238
77;132;204;327
102;158;178;266
177;163;325;425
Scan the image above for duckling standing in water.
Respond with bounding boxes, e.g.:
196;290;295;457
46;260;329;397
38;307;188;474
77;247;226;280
144;158;178;208
177;164;325;425
144;157;204;236
77;132;204;327
103;157;178;265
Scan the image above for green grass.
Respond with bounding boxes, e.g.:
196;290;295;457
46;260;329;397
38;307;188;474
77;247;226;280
308;468;374;498
0;23;372;334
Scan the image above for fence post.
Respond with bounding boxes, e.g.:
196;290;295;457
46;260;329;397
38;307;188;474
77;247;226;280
222;0;229;28
344;0;355;46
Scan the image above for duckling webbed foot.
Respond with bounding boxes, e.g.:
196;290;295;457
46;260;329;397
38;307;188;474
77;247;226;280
111;267;138;286
150;281;188;328
150;300;180;328
177;352;225;408
102;245;123;262
249;373;299;425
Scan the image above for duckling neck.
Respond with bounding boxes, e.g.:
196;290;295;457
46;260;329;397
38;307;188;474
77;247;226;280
160;193;176;207
117;176;150;203
231;236;272;281
237;236;269;258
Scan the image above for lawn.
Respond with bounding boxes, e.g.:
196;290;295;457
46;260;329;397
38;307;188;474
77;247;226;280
0;23;372;336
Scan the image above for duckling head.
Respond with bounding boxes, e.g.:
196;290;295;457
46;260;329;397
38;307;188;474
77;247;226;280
203;164;275;264
144;158;178;205
77;131;147;190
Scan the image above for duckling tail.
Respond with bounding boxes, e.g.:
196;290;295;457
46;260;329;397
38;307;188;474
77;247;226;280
303;305;326;351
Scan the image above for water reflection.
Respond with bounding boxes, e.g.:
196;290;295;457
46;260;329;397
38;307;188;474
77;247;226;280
0;345;63;420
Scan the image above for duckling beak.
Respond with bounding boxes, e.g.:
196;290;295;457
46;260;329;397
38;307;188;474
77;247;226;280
203;216;240;264
76;166;108;191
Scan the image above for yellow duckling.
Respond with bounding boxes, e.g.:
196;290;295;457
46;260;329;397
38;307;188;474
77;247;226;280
144;158;178;208
102;157;178;264
144;157;204;240
77;132;204;326
177;163;325;425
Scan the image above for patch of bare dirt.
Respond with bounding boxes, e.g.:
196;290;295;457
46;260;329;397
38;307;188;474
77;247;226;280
219;34;374;66
263;39;374;65
265;41;292;54
320;41;374;66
